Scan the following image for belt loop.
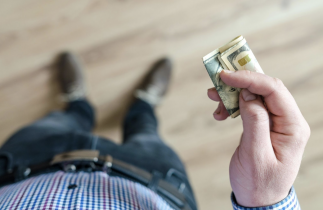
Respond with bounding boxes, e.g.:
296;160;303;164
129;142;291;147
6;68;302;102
0;152;14;174
14;165;30;182
165;168;187;193
148;170;163;192
102;155;113;174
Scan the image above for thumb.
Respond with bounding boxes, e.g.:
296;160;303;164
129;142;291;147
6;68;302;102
239;89;273;159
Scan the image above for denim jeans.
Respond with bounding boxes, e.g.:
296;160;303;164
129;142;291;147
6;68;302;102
0;99;196;209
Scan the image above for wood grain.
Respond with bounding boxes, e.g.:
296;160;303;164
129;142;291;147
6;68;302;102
0;0;323;209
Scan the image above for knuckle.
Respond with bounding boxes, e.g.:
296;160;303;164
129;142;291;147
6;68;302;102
238;69;254;78
273;77;285;89
293;121;311;149
243;69;253;76
244;108;269;123
306;123;311;138
243;70;256;80
303;122;311;143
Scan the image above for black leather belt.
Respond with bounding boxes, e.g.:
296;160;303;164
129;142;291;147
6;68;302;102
0;150;194;210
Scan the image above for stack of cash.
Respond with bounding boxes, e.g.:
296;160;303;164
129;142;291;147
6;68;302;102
203;35;264;118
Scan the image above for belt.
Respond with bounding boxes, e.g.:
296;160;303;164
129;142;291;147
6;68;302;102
0;150;194;210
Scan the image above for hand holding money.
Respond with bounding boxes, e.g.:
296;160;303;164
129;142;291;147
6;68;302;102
208;70;310;207
203;35;264;118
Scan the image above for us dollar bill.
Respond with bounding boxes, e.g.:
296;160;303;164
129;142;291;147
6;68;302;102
203;49;240;117
203;35;264;118
220;37;264;74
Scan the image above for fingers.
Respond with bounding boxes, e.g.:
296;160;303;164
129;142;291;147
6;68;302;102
207;88;221;101
207;88;229;120
213;101;230;121
220;70;301;118
239;89;275;159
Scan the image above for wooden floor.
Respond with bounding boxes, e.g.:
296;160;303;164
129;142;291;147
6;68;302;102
1;0;323;208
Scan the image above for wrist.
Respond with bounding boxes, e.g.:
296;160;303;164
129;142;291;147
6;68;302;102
233;190;289;207
231;187;298;210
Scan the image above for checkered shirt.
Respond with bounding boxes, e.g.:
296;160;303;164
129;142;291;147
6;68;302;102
0;171;300;210
0;171;173;210
231;187;300;210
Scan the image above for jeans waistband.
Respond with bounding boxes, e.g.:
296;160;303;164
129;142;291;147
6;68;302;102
0;150;196;210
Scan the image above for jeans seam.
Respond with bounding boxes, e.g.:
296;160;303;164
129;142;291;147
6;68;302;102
91;136;98;150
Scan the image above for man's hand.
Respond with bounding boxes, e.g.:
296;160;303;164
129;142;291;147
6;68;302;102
207;70;310;207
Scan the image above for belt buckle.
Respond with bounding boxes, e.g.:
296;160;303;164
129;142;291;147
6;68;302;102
51;150;100;165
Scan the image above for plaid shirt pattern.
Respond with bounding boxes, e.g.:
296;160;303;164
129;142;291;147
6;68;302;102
0;171;300;210
231;187;300;210
0;171;173;210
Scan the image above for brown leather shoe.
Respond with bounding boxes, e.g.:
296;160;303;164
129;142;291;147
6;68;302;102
135;58;172;106
58;52;87;101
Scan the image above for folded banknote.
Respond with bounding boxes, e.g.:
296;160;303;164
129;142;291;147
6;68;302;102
203;35;264;118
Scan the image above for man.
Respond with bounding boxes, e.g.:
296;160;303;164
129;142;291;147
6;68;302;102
0;52;310;210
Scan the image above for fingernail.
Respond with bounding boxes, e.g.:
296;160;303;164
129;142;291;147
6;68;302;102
223;70;234;74
214;105;221;115
242;89;257;101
